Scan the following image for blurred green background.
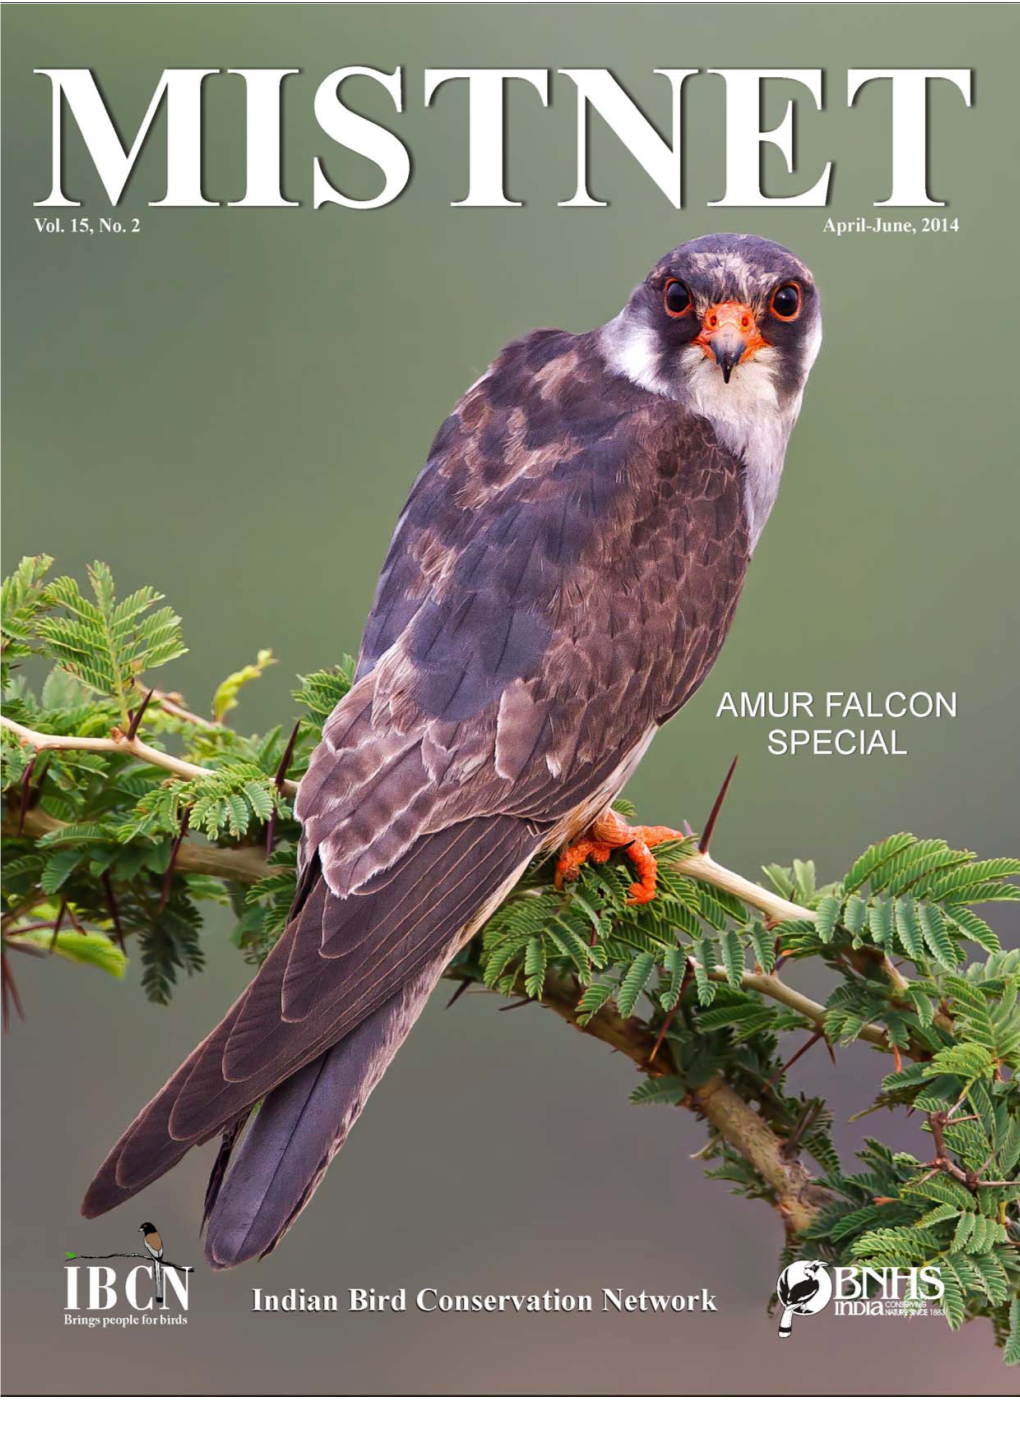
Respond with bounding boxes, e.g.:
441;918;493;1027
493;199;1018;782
3;3;1017;1397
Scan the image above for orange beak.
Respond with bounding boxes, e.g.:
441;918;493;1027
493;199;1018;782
696;301;768;383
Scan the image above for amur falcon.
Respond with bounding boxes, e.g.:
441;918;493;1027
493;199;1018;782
83;233;822;1267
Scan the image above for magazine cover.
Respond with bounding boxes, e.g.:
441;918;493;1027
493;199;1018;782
2;1;1018;1401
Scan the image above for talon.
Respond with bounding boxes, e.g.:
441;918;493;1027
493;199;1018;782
555;809;684;905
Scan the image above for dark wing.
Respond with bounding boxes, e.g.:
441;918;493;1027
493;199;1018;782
83;329;750;1218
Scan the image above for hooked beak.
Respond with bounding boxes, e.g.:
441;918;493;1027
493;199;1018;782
696;301;768;384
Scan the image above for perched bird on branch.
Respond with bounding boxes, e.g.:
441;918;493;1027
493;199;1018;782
83;233;822;1266
139;1221;164;1303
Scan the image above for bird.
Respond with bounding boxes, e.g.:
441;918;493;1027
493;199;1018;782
776;1260;827;1337
139;1221;164;1303
83;233;822;1268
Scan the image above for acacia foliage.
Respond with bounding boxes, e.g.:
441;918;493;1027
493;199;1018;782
2;557;1019;1360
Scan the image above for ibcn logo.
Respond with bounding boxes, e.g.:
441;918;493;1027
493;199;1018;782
63;1221;192;1328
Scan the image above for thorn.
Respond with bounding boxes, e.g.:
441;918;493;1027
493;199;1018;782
649;1004;679;1063
445;978;471;1010
698;755;738;855
765;1029;823;1091
101;872;126;954
499;997;534;1011
126;688;154;741
158;814;189;913
649;961;693;1062
267;720;301;855
1;951;25;1031
17;756;36;836
49;899;67;950
65;904;87;936
273;720;301;792
781;1097;823;1159
892;1042;903;1073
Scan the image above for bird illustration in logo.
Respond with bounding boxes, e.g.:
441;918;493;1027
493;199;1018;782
139;1222;164;1304
776;1260;832;1336
83;234;822;1268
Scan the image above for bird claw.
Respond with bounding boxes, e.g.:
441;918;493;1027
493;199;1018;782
555;809;684;905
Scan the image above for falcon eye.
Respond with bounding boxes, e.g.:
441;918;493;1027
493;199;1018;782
663;280;692;318
770;283;802;320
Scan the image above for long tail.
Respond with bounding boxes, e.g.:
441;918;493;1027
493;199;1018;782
82;814;541;1261
203;954;448;1268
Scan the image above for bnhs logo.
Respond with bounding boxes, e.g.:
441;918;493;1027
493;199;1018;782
64;1222;193;1327
774;1259;944;1338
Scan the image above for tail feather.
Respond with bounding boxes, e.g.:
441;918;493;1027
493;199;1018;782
202;1114;251;1231
204;955;447;1268
82;814;542;1248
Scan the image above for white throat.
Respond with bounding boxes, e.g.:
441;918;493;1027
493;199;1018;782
601;314;819;551
681;347;798;549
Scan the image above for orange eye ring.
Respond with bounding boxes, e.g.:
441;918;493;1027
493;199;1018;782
769;281;802;321
663;279;692;318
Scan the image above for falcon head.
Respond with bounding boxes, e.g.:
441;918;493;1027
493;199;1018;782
601;233;821;413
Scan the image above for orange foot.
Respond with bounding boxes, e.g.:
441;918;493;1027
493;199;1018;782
554;809;684;906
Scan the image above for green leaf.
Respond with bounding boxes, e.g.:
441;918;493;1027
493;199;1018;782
36;563;185;724
1005;1298;1020;1366
657;947;685;1010
523;935;547;1000
1;553;54;678
842;834;915;893
719;930;745;988
617;953;655;1018
814;894;841;944
292;661;354;731
39;847;84;896
923;1042;995;1081
576;981;613;1026
918;903;956;971
745;919;774;973
692;938;718;1007
894;898;926;963
630;1075;686;1106
212;649;276;723
843;894;867;941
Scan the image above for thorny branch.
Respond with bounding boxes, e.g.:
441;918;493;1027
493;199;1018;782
507;966;832;1233
0;720;939;1241
0;714;299;799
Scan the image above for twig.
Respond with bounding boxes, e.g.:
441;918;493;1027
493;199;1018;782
706;967;893;1052
17;756;36;836
141;685;219;730
494;968;832;1234
67;1251;194;1272
8;806;279;885
673;850;813;923
0;714;298;798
